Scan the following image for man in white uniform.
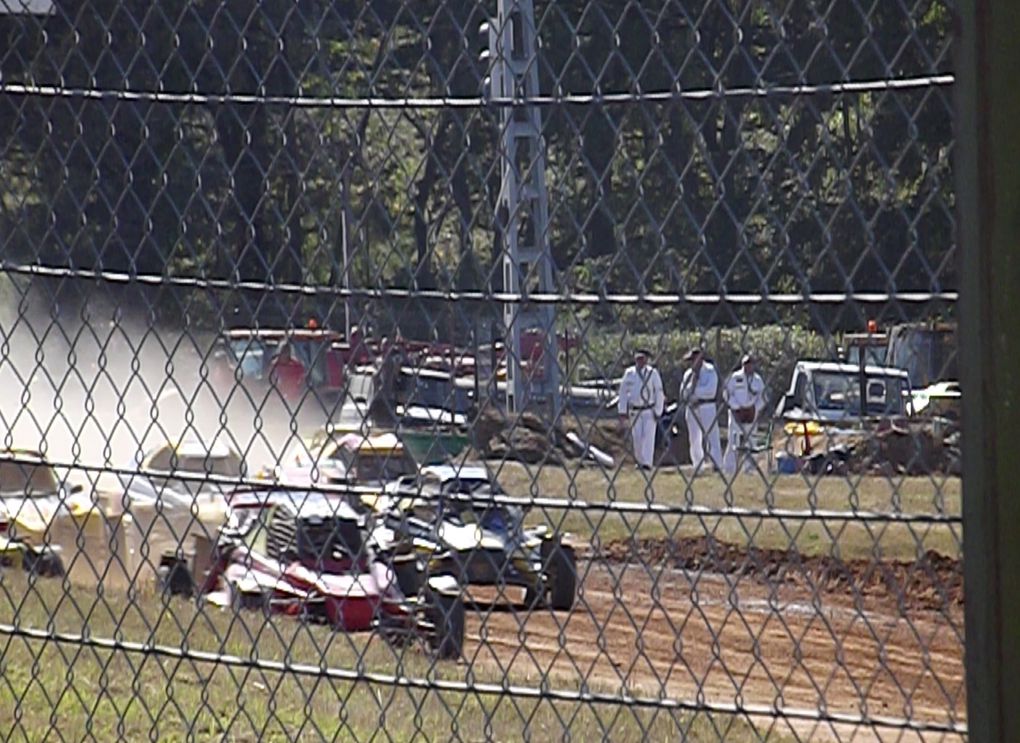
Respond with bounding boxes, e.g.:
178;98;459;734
617;348;664;469
722;353;767;476
679;347;722;472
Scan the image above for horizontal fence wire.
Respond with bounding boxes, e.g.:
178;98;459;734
0;454;961;525
0;262;959;306
0;74;955;109
0;624;969;736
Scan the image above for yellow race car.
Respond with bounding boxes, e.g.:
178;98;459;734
0;449;92;576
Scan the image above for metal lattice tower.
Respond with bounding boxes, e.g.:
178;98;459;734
484;0;560;415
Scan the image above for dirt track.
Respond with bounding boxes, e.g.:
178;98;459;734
463;559;965;741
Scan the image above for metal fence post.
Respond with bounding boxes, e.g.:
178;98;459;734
958;1;1020;740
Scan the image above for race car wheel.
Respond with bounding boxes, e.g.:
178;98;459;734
427;591;464;661
392;554;423;598
523;583;546;610
544;539;577;612
24;547;64;578
157;558;195;597
230;582;272;618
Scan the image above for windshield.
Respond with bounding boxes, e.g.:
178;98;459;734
441;478;502;495
452;498;522;532
887;327;957;388
812;372;908;416
0;459;60;496
229;339;267;379
355;453;416;482
845;345;887;367
289;340;330;387
175;455;243;478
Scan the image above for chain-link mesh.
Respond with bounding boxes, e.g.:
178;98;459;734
0;0;962;740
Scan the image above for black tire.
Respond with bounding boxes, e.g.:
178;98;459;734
231;582;271;616
24;547;64;578
523;583;546;610
543;540;577;612
157;558;195;597
393;555;423;598
427;591;464;660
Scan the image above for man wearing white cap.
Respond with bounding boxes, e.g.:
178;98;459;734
617;348;664;469
722;353;767;475
679;347;723;472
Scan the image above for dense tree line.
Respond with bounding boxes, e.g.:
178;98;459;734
0;1;954;336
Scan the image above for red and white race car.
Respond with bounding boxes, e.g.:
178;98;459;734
174;488;464;658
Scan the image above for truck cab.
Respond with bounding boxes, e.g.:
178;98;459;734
775;361;913;423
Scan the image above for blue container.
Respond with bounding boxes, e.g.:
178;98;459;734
776;453;799;475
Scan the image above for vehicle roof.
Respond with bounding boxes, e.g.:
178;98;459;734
398;405;468;426
843;333;888;342
797;361;909;379
420;464;491;482
337;431;404;454
148;438;239;459
400;366;456;381
223;328;343;342
0;448;47;462
228;489;360;519
889;321;957;333
0;451;61;494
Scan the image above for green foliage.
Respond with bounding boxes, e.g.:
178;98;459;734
0;0;955;336
579;324;831;396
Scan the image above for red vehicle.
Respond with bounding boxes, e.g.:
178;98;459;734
193;489;464;657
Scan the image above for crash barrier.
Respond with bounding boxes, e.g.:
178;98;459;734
0;0;962;740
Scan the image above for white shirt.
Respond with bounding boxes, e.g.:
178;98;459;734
617;364;664;416
723;368;766;414
679;362;719;405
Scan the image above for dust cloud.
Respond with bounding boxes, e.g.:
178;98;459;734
0;279;321;491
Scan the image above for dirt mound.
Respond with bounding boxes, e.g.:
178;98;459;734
846;420;961;476
473;406;632;465
599;536;963;611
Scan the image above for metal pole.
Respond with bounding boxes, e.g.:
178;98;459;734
487;0;560;416
472;319;479;410
341;171;352;340
958;1;1020;739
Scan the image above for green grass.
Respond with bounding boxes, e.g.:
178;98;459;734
493;463;962;561
0;576;769;742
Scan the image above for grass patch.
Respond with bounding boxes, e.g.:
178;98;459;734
0;576;769;741
493;463;962;561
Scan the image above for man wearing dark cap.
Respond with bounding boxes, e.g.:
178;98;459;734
617;347;664;469
722;353;767;475
679;347;723;472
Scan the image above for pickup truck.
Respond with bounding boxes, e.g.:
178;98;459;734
774;361;913;423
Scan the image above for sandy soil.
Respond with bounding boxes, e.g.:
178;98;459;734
462;560;965;741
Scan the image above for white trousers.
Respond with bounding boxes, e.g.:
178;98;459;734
686;403;722;471
723;411;758;475
630;409;657;467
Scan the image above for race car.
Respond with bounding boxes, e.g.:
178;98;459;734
370;465;577;611
270;428;417;489
0;449;92;576
188;488;464;658
117;437;242;588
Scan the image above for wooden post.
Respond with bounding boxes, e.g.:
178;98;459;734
957;1;1020;740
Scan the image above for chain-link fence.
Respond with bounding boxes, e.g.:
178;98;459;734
0;0;963;740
